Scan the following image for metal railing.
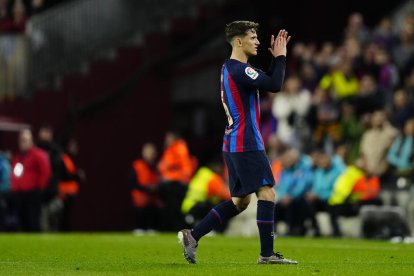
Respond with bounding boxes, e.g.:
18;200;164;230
0;35;29;99
26;0;208;87
0;0;215;97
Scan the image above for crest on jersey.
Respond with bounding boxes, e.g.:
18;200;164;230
245;67;259;80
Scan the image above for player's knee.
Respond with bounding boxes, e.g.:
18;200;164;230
257;187;276;202
232;197;251;212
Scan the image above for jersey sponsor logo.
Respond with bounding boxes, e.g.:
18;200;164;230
245;67;259;80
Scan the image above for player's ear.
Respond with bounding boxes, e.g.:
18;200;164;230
236;37;242;47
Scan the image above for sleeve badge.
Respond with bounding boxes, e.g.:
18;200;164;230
245;67;259;80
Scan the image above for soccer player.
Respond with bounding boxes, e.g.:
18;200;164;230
178;21;298;265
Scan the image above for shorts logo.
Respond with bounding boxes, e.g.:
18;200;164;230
245;67;259;80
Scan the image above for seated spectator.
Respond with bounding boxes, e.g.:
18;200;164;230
374;47;399;99
390;89;412;130
372;17;398;51
260;94;277;145
130;143;161;233
392;15;414;75
319;58;359;100
181;161;230;232
340;101;368;164
354;74;386;116
311;88;341;147
158;131;194;231
306;149;346;236
9;0;27;33
329;155;382;217
272;75;311;151
360;110;397;180
343;12;370;44
30;0;46;15
387;118;414;188
274;147;312;236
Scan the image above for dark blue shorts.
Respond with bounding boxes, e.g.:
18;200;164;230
223;150;275;197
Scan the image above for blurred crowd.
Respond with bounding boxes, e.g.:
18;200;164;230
0;126;83;232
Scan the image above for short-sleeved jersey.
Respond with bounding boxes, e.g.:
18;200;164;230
220;57;285;152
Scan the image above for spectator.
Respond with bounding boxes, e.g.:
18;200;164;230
319;58;359;100
181;161;230;232
0;0;8;20
260;94;277;145
57;138;84;231
360;110;397;179
30;0;45;15
372;17;398;51
310;87;341;147
305;149;345;237
37;125;62;203
274;147;312;236
0;150;11;231
390;89;412;130
374;47;399;95
343;12;371;44
0;0;9;32
387;118;414;188
392;16;414;75
158;131;194;185
329;155;382;217
339;101;368;164
11;129;51;232
354;74;386;116
272;75;311;151
158;131;194;231
130;143;161;234
9;0;27;33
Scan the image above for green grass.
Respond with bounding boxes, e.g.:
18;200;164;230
0;233;413;275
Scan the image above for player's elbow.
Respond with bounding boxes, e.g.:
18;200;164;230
266;84;282;93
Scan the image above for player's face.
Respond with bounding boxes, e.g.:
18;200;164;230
241;29;260;56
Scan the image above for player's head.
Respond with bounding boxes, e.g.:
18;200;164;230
225;21;260;56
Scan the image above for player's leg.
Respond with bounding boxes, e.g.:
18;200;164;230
191;195;249;241
256;186;276;257
256;186;298;264
178;195;250;264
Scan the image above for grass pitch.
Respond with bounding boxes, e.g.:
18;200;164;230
0;233;413;275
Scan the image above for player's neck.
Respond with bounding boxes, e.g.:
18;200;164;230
230;49;249;63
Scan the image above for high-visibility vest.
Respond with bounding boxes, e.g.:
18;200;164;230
271;159;283;183
158;140;194;184
328;165;364;205
58;153;79;199
351;176;380;202
181;167;230;214
131;160;159;208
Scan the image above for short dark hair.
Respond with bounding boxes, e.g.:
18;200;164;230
225;20;259;43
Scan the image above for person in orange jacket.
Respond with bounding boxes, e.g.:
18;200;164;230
158;131;195;231
58;138;85;231
158;132;194;184
130;143;162;232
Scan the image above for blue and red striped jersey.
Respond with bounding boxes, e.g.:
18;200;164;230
220;56;286;152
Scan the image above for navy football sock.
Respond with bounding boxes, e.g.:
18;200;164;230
191;200;239;241
257;200;275;257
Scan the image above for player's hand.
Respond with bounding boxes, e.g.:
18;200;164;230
268;29;291;57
